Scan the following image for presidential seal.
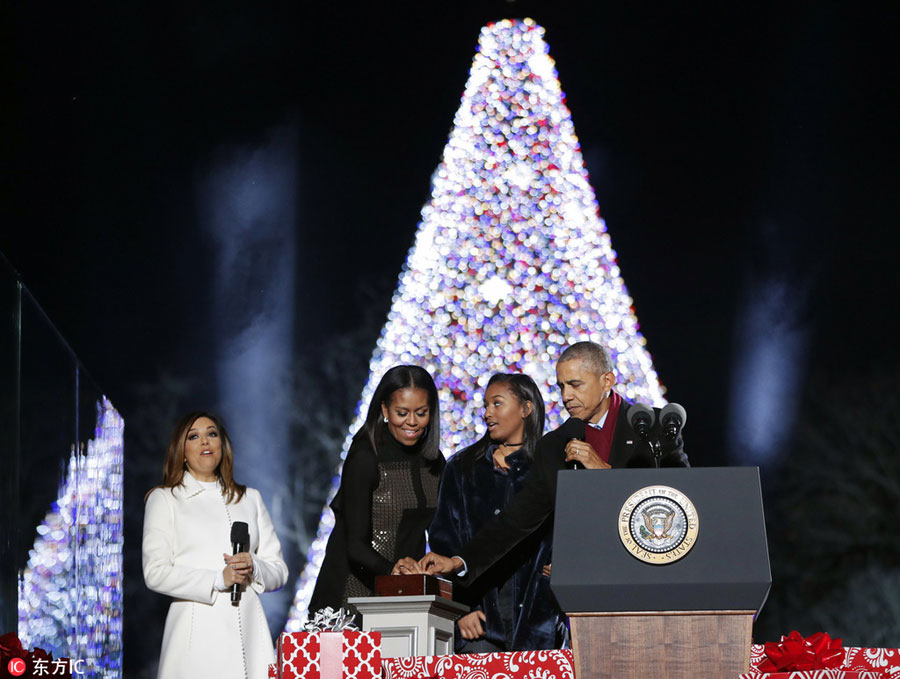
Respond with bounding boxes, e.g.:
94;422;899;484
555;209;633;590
618;485;698;564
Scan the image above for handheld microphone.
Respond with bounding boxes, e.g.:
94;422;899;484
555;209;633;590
230;521;250;605
627;404;655;441
659;403;687;440
560;417;586;469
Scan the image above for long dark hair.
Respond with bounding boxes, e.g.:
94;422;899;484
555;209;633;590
460;373;545;476
146;410;247;504
355;365;442;461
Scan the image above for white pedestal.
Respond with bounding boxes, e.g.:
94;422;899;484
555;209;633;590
348;595;469;658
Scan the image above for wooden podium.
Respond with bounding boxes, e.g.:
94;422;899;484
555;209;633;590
552;467;770;679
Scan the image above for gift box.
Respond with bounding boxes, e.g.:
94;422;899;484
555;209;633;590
278;630;381;679
739;671;883;678
382;649;575;679
739;670;885;679
741;632;900;679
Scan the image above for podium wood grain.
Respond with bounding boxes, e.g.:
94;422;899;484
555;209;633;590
569;611;753;679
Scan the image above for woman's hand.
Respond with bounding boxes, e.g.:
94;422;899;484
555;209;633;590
391;556;424;575
222;552;254;587
542;563;552;577
458;611;487;640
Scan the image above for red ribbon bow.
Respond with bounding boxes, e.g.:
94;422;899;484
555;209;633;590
758;631;845;672
0;633;26;660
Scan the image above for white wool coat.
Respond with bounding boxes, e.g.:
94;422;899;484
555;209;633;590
143;473;289;679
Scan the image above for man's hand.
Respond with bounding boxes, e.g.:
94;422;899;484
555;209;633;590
391;556;424;575
418;552;463;575
457;611;487;640
564;439;611;470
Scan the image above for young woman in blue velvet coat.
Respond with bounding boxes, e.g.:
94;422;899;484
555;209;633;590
429;373;568;653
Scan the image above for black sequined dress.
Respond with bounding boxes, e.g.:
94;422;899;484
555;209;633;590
309;430;444;612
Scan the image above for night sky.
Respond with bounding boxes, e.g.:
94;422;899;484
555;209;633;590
5;2;895;405
3;0;899;665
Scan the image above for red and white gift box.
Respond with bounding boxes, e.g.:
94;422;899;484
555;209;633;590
277;631;382;679
739;643;900;679
382;649;575;679
739;672;884;678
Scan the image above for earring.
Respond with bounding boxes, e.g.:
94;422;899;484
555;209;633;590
383;416;389;423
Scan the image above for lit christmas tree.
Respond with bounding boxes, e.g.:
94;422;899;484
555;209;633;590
286;17;665;627
19;397;124;677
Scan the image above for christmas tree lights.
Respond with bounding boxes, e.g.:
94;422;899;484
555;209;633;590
286;18;664;627
18;397;124;677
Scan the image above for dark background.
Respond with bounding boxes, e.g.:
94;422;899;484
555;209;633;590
4;0;899;671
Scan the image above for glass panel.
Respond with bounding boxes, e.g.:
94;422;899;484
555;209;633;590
17;290;79;658
11;284;124;677
0;254;21;634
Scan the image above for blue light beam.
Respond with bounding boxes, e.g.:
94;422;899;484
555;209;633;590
198;126;298;633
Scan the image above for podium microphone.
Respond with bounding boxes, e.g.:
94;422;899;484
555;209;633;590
627;404;655;441
628;404;661;467
659;403;687;440
230;521;250;605
561;417;586;469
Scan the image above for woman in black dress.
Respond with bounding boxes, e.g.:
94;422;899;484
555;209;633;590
309;365;444;612
429;373;567;652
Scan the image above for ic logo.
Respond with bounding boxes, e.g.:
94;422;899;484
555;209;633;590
7;657;26;676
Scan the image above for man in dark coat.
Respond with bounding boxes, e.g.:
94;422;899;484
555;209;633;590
420;341;688;584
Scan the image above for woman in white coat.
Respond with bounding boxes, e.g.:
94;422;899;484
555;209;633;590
143;411;289;679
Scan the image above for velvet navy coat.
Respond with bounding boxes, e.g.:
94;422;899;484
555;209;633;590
429;443;566;651
458;398;689;585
